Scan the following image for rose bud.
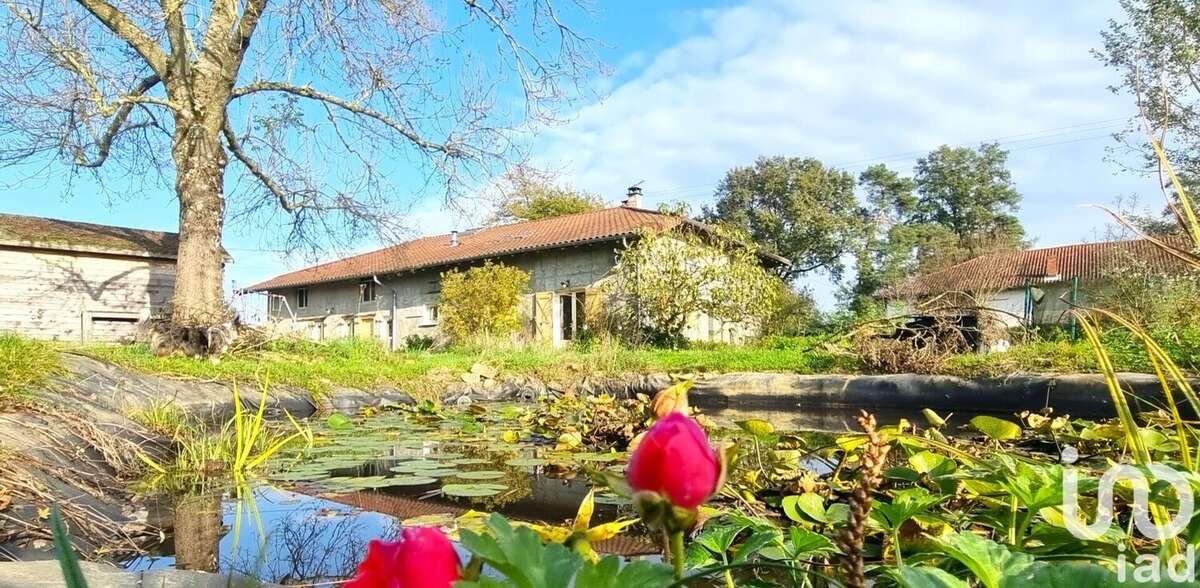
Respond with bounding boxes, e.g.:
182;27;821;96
345;527;461;588
626;412;720;510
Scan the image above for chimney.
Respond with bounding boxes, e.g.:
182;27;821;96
449;230;459;247
622;185;644;209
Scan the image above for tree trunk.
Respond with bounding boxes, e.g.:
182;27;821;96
170;123;229;330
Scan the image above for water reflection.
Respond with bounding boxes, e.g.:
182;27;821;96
127;486;400;585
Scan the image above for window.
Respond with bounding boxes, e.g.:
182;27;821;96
559;291;586;341
422;304;440;326
296;287;309;309
360;279;377;302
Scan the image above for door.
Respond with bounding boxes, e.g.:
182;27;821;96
557;291;586;343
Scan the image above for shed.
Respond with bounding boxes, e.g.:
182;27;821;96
0;212;178;342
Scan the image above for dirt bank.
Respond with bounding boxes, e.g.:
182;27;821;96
0;353;410;564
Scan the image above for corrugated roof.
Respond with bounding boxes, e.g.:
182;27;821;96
0;212;179;259
246;206;691;292
880;238;1194;299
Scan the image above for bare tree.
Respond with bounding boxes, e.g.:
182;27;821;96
0;0;598;352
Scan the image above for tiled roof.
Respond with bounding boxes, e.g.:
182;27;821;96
247;206;692;292
880;238;1195;298
0;212;179;259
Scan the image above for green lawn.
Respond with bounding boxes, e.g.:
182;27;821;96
46;324;1200;403
74;337;860;401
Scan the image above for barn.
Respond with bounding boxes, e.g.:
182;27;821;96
0;212;178;342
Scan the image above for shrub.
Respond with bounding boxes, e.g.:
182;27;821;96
1091;261;1200;329
606;229;781;346
404;334;436;352
439;262;530;342
760;285;819;337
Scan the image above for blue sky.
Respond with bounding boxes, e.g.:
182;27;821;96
0;0;1163;313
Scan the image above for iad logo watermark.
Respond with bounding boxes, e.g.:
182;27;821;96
1060;446;1196;583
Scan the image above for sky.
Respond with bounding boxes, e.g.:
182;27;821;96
0;0;1164;315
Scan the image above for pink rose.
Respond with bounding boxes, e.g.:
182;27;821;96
626;412;720;510
345;527;461;588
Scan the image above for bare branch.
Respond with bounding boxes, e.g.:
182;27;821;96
221;118;306;212
231;81;467;156
76;73;163;167
72;0;168;75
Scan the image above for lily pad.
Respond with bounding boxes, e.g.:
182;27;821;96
452;458;492;466
456;471;506;480
384;476;439;487
504;458;549;467
442;483;507;497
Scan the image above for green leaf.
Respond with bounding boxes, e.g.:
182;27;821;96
51;504;89;588
921;408;949;428
931;531;1034;588
575;557;674;588
459;514;584;588
782;493;827;523
788;526;836;557
896;565;971;588
874;488;943;529
326;413;353;430
695;522;749;555
732;528;782;564
999;562;1121;588
736;418;775;438
970;415;1022;441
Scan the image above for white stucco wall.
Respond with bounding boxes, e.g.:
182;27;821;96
262;239;764;347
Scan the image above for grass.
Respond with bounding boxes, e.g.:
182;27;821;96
944;326;1200;378
73;330;1197;403
0;332;61;405
76;336;862;401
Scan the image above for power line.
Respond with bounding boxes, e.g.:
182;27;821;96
644;116;1131;201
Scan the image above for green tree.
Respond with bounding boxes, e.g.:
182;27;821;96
842;147;1027;313
912;143;1025;260
607;229;782;346
844;164;918;314
439;262;531;342
492;166;604;223
703;156;863;281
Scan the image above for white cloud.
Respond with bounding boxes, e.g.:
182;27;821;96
533;0;1159;306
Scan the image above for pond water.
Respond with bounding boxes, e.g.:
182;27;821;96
121;401;1012;585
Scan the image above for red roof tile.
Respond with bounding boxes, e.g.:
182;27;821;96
881;238;1195;298
246;207;688;292
0;212;179;259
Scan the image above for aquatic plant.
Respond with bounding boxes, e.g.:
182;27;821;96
139;381;311;479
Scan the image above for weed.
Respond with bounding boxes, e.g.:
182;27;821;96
0;332;60;405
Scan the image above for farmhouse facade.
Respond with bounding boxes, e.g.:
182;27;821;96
0;213;178;342
880;238;1191;327
247;200;786;347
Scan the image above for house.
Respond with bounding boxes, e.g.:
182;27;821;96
0;212;178;342
245;192;788;347
880;238;1191;327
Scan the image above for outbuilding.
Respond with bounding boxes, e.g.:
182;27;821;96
0;212;178;342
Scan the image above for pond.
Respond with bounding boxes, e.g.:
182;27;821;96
121;400;1012;585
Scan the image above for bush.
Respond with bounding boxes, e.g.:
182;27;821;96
439;262;530;342
404;334;436;352
606;229;782;345
1091;262;1200;329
